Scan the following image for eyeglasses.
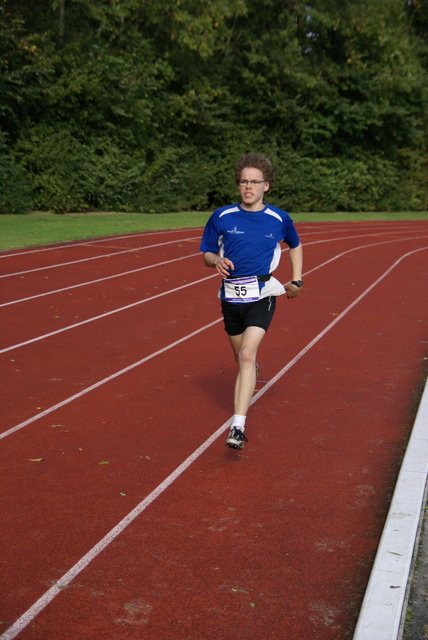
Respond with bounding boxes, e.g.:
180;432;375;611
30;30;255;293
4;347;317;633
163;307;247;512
238;179;266;186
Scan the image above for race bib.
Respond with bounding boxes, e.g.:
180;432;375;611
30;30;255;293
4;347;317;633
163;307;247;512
224;276;260;303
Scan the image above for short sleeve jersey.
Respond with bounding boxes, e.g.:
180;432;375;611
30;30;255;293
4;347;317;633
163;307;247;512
200;202;300;277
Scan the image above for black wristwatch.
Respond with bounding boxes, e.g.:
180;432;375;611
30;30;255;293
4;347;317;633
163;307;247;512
291;280;303;287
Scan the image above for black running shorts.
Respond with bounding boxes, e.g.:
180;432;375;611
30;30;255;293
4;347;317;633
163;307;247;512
221;296;277;336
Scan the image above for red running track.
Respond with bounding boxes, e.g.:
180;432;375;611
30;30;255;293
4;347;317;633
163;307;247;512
1;221;427;640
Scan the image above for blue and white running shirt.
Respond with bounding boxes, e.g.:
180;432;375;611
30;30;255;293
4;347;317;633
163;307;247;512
200;202;300;303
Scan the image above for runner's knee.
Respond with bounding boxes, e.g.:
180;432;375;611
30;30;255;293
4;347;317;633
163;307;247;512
238;346;256;367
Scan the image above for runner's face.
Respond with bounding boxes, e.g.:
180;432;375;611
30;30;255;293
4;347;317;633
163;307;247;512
238;167;270;211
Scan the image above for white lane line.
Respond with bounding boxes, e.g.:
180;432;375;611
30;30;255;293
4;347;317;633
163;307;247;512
0;417;231;640
0;240;396;433
0;252;199;308
1;247;425;640
3;234;427;354
0;317;222;440
0;227;419;279
3;226;425;308
0;274;218;355
0;234;359;307
352;379;428;640
252;246;428;405
301;236;428;281
0;235;360;308
1;220;422;261
0;228;204;259
0;236;201;278
3;245;426;439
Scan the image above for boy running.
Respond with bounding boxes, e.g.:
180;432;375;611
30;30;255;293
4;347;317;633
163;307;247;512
200;153;303;450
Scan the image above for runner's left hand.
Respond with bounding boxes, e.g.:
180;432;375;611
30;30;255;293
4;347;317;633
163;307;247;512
285;284;301;299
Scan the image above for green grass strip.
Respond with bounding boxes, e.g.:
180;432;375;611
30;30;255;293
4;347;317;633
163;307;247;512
0;211;426;251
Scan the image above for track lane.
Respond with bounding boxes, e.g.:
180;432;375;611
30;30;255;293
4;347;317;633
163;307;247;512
0;264;214;352
1;236;426;432
2;220;424;283
0;239;202;304
1;222;426;637
2;223;425;315
2;251;426;639
0;252;199;309
0;229;203;271
2;231;426;352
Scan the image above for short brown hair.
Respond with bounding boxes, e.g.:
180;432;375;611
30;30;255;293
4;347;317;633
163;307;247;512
234;153;275;189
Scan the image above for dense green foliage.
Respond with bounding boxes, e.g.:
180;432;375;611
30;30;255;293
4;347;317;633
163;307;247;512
1;0;427;213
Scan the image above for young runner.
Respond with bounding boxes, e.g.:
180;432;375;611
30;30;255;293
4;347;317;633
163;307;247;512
200;153;303;450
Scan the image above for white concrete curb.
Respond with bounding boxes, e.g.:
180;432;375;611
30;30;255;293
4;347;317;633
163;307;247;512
353;377;428;640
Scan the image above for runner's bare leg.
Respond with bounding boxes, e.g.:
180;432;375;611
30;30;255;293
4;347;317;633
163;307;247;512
228;326;266;416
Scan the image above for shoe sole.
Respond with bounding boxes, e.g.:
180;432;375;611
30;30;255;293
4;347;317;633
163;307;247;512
226;441;244;450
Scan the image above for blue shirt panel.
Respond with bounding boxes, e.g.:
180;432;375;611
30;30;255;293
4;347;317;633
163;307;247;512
199;203;300;277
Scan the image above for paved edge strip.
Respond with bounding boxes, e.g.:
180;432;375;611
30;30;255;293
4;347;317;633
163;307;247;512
352;376;428;640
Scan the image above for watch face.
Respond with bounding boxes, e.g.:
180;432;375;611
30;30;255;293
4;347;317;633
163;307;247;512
293;280;303;287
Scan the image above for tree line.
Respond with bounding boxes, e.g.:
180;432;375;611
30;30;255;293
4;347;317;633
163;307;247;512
1;0;427;214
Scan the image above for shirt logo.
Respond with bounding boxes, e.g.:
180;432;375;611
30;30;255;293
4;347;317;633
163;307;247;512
265;233;275;239
227;226;244;235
